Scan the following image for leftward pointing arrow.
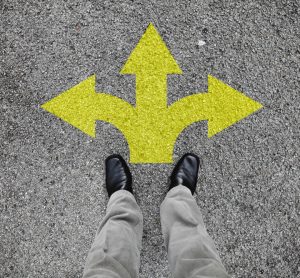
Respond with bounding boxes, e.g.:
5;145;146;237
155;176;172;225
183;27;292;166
41;23;263;163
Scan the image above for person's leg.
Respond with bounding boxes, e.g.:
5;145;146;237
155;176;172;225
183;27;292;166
160;185;229;278
83;154;143;278
160;153;229;278
83;190;143;278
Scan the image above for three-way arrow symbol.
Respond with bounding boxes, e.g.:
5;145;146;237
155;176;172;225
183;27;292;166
41;23;263;163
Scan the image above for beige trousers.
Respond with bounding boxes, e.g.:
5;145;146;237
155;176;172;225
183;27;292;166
82;185;229;278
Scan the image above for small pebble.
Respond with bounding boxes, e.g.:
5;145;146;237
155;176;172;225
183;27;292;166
198;40;206;46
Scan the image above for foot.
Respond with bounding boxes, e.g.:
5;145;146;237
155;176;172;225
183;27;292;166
169;153;200;195
105;154;133;197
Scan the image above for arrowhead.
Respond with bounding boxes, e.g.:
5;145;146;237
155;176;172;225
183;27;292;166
41;75;97;137
120;23;182;75
207;75;263;137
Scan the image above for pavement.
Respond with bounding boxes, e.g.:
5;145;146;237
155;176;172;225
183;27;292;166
1;0;299;277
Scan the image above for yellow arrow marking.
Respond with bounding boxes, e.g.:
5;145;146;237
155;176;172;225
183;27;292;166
41;23;263;163
121;23;182;112
41;75;135;138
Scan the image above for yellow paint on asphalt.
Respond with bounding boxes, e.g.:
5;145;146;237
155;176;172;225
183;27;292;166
41;23;263;163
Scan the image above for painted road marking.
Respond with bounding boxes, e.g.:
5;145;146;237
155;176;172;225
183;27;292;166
41;23;263;163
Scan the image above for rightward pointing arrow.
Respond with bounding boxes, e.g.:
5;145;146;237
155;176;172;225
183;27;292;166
168;75;263;138
41;23;263;163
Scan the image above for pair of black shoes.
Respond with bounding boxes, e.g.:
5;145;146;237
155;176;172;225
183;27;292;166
105;153;200;197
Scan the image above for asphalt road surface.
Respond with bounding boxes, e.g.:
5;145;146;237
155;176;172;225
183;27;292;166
1;0;299;277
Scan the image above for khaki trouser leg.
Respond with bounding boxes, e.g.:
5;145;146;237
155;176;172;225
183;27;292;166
83;190;143;278
160;185;230;278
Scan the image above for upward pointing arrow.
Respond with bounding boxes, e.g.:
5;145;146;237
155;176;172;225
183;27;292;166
121;23;182;111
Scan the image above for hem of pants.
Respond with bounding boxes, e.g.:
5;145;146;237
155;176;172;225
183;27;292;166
108;189;135;203
168;184;192;196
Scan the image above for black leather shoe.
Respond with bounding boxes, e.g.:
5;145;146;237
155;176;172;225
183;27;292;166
169;153;200;195
105;154;133;197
